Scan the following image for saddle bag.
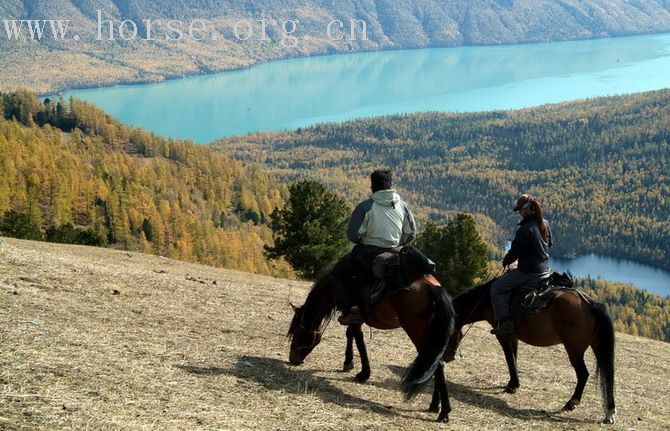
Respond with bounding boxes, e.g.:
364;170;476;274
399;246;437;277
549;271;575;288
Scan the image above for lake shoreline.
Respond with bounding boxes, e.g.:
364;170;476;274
44;29;670;98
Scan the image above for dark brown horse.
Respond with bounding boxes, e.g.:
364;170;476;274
287;273;456;422
444;278;616;424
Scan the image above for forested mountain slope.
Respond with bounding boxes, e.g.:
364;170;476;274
3;0;670;92
219;89;670;271
0;90;292;276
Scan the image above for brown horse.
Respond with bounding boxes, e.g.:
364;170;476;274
287;272;456;422
444;278;616;424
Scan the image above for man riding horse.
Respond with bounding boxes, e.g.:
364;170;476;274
332;170;417;325
491;194;553;335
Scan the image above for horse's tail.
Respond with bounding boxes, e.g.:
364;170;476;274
401;284;455;400
592;302;616;417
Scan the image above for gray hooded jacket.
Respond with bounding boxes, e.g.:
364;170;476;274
346;189;416;248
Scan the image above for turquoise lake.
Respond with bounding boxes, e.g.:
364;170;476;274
550;255;670;297
63;33;670;295
65;32;670;143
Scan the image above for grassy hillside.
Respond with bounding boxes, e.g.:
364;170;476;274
219;89;670;271
1;238;669;430
3;0;670;93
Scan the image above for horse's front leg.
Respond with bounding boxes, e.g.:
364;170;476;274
497;336;520;393
343;326;355;371
351;324;370;382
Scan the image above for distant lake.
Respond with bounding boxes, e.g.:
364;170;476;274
499;240;670;297
551;255;670;297
63;32;670;142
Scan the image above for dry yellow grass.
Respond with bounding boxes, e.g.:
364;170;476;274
1;237;668;430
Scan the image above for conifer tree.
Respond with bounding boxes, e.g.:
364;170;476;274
0;210;44;241
416;214;489;294
266;180;350;279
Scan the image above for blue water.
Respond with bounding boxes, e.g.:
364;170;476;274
551;255;670;297
64;32;670;143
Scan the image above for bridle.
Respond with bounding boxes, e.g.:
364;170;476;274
293;316;326;350
291;289;332;351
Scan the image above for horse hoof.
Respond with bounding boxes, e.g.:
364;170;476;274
436;413;449;423
355;371;370;382
602;416;615;424
562;399;580;412
503;386;517;394
427;404;440;413
342;362;354;372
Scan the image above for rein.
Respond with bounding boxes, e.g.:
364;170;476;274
455;267;506;358
454;290;487;358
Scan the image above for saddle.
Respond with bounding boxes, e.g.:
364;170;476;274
510;271;585;315
356;246;436;317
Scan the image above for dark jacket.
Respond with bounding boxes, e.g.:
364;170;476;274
504;217;553;274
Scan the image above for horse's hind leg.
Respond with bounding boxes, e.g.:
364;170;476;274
428;384;440;413
343;326;355;372
498;336;520;393
434;362;451;422
352;324;371;382
563;348;589;412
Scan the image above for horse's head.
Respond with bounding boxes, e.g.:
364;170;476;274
287;303;324;365
286;275;336;365
444;326;463;363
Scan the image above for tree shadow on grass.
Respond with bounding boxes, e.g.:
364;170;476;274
386;365;592;425
175;356;435;422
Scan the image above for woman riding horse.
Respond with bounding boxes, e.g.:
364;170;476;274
491;194;552;335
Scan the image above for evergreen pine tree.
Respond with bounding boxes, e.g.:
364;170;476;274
265;180;350;279
0;210;44;241
415;214;489;294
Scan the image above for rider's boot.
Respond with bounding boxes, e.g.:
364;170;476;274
490;318;515;335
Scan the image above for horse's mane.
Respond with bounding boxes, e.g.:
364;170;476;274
287;273;337;339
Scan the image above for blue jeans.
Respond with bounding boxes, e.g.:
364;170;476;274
490;269;540;321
